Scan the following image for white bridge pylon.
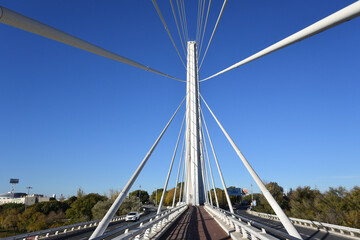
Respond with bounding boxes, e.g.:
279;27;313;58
184;41;205;206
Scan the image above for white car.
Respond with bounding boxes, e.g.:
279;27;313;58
125;211;140;222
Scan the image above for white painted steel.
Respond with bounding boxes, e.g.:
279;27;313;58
248;210;360;238
201;138;213;206
90;98;185;239
178;154;185;203
0;6;183;82
3;215;127;240
152;0;186;68
157;114;185;214
201;1;360;81
199;0;212;55
199;0;228;69
91;204;187;240
201;109;234;213
200;114;219;208
205;205;294;240
170;0;186;56
176;0;187;44
172;135;185;207
201;95;302;239
184;41;205;206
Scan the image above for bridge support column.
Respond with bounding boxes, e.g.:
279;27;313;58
184;41;204;205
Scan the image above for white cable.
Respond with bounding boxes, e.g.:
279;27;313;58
0;6;184;82
176;0;187;46
178;151;186;203
90;96;185;239
199;0;228;69
196;0;201;43
200;113;219;207
201;102;234;213
199;0;212;56
170;0;186;57
172;133;185;207
201;1;360;82
152;0;186;68
200;124;214;206
157;111;186;214
197;0;207;45
200;94;302;239
180;0;189;42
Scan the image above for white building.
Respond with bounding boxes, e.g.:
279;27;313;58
0;192;52;206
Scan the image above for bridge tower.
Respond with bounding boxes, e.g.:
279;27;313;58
184;41;205;205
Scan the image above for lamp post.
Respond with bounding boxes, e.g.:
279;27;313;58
155;189;157;206
139;185;141;202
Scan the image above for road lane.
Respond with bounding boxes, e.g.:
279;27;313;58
236;209;355;240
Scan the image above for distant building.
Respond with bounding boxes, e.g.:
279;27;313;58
0;192;52;205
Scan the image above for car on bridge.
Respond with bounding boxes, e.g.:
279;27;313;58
125;211;140;222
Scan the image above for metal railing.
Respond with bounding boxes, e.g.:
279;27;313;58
92;204;188;240
205;204;301;240
2;215;126;240
248;210;360;238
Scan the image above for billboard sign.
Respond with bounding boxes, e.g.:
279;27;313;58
10;179;19;184
227;188;242;196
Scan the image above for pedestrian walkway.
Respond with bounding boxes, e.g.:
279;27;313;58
160;206;231;240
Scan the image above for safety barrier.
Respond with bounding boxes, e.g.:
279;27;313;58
248;210;360;238
2;215;126;240
91;204;187;240
205;205;301;240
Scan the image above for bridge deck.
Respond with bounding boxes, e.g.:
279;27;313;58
160;206;230;240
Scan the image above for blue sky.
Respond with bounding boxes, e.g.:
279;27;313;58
0;0;359;198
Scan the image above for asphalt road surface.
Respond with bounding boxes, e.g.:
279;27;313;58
56;206;157;240
236;209;355;240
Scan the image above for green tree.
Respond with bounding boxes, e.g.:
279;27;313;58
66;193;107;222
117;196;142;215
150;189;163;205
288;186;320;219
129;190;149;203
77;188;85;198
253;182;289;214
91;199;113;220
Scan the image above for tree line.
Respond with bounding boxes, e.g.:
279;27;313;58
0;188;142;238
246;182;359;228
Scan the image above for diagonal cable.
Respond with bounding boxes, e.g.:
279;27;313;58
157;110;186;214
199;0;228;69
176;0;188;44
200;1;360;82
172;131;186;207
196;0;202;43
200;109;219;207
199;0;212;57
170;0;186;57
200;94;302;238
197;0;207;45
0;6;184;82
152;0;186;68
90;96;186;239
181;0;189;42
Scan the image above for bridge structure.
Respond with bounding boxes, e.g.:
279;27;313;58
1;1;360;240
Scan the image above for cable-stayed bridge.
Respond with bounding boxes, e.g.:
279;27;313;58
1;1;360;240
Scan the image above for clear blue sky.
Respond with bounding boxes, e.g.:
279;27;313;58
0;0;359;198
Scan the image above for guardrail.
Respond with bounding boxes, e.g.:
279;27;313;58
205;205;301;240
2;214;127;240
248;210;360;238
91;204;188;240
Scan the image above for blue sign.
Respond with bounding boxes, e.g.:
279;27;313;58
227;188;242;196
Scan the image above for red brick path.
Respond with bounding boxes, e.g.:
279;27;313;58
160;206;231;240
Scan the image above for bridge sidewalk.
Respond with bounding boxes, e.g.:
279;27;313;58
160;206;231;240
